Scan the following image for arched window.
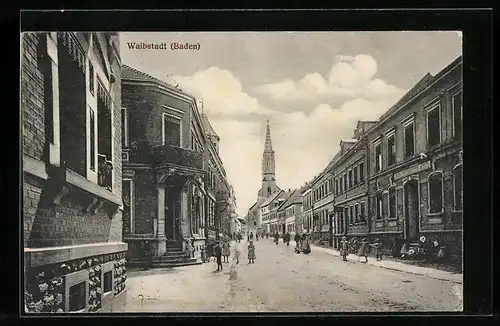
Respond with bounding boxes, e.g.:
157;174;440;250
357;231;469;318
453;165;463;211
267;186;271;197
428;172;443;214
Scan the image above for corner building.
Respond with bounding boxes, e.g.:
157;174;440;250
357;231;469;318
22;32;127;313
121;65;232;263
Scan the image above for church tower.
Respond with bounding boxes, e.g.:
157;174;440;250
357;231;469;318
258;120;280;199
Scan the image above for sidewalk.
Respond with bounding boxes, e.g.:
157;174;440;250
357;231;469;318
291;241;463;284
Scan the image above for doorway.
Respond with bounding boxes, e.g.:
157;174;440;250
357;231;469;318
404;179;419;240
282;224;286;234
165;186;181;245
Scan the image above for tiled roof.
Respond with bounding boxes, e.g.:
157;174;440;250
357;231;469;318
260;190;283;208
201;114;218;138
121;64;180;92
279;189;302;210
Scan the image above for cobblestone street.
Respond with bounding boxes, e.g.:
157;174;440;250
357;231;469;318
121;239;462;312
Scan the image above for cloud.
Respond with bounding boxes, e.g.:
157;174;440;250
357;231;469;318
172;64;405;217
269;94;403;192
172;67;274;118
254;54;403;102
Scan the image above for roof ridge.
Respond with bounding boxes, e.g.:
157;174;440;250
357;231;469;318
122;64;179;91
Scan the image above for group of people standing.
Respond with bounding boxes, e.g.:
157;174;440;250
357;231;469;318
339;236;383;262
211;237;257;272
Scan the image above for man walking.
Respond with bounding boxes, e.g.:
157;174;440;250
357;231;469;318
284;232;291;246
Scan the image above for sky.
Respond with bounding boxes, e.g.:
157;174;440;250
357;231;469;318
120;31;462;217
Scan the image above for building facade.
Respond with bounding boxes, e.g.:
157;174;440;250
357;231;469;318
365;57;462;258
332;126;372;248
260;190;287;235
121;65;232;263
301;185;313;234
277;189;302;238
23;32;128;313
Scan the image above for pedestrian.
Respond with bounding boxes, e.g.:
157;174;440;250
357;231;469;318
247;240;256;264
250;232;254;241
235;240;241;264
357;238;369;263
222;239;230;263
301;234;311;254
214;242;223;272
340;236;348;261
256;233;259;241
391;238;400;258
372;239;383;261
274;232;279;245
285;232;290;246
237;233;242;243
184;239;193;259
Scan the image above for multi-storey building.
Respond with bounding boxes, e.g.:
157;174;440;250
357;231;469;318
200;114;230;242
301;184;313;234
260;190;288;235
331;122;374;248
364;56;462;258
23;32;127;313
310;158;337;243
121;65;233;263
277;189;303;238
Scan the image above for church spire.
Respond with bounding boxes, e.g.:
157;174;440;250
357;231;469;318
265;119;273;151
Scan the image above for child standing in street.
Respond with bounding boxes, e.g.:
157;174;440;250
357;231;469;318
247;240;256;264
214;242;223;272
357;238;369;263
372;239;383;261
340;236;349;261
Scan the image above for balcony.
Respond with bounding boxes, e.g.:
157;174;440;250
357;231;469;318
152;145;204;170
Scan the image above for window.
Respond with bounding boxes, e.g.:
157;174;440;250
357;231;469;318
88;61;95;95
162;114;181;147
121;108;129;147
389;187;396;218
360;202;366;223
453;165;463;211
427;105;441;147
69;282;86;312
353;166;358;185
354;204;359;223
344;207;349;225
339;178;343;193
387;133;396;166
453;92;462;140
359;162;364;182
349;206;354;224
348;170;353;188
429;172;443;214
382;192;389;218
89;108;96;171
375;142;382;172
404;122;415;158
376;194;383;220
103;271;112;293
344;174;347;191
335;179;339;194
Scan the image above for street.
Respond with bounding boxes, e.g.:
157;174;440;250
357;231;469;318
120;239;462;312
